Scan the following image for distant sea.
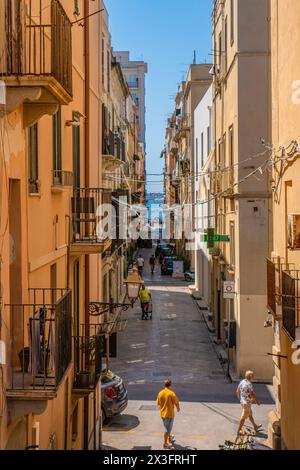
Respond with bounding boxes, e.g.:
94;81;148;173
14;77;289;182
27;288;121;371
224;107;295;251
145;193;165;239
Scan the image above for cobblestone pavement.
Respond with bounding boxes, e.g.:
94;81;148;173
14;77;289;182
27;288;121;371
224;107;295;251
103;249;274;450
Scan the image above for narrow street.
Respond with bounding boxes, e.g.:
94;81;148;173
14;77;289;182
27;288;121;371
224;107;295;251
103;249;274;450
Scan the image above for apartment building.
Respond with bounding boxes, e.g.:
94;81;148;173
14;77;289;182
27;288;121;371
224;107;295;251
113;51;148;151
266;0;300;450
164;68;212;267
0;0;144;450
211;0;273;379
194;84;214;306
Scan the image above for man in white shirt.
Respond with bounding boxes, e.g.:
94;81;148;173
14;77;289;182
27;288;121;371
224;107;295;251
136;255;145;277
236;370;262;435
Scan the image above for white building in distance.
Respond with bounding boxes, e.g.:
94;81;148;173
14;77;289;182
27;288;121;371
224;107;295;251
114;51;148;149
194;84;213;306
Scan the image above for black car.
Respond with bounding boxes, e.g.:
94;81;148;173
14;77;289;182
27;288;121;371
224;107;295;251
101;370;128;423
161;257;175;275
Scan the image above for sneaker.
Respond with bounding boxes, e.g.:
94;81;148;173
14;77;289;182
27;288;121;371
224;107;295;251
169;434;175;443
163;444;174;450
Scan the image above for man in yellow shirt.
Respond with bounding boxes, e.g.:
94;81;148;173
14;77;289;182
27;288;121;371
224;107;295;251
139;283;152;320
156;380;180;449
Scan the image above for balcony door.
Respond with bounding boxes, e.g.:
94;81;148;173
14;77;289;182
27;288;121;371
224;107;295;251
73;259;80;366
72;112;81;188
53;107;62;184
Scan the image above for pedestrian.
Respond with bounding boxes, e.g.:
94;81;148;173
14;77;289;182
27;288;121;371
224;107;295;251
156;380;180;450
136;254;145;277
139;283;152;320
236;370;262;435
149;254;156;275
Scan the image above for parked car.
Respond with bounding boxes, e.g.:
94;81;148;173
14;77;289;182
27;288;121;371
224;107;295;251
161;257;175;275
101;369;128;424
184;271;195;282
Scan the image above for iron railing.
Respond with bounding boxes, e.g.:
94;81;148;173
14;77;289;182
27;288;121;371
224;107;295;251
103;129;115;157
73;324;102;391
1;0;72;97
266;258;295;317
72;188;111;245
282;270;300;341
7;288;72;391
267;258;276;315
53;170;73;187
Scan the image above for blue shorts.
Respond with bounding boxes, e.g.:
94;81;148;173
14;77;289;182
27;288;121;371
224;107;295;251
162;418;174;434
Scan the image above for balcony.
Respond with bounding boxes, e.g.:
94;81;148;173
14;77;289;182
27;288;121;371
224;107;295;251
181;114;191;132
221;167;235;197
102;130;126;172
127;80;139;89
71;188;112;255
171;170;181;187
72;325;103;397
6;289;72;420
1;0;72;123
266;258;294;319
282;270;300;341
52;170;74;193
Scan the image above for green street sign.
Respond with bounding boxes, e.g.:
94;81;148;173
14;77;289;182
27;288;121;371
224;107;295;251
203;228;230;249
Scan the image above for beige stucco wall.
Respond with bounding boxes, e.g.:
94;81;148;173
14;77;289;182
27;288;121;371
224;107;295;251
212;0;273;380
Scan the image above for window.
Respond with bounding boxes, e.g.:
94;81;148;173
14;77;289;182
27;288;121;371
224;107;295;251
224;17;228;72
207;126;211;155
201;132;204;168
288;214;300;250
28;123;39;193
107;50;111;93
73;0;80;16
102;38;105;86
230;0;235;44
73;112;81;188
195;138;199;178
53;107;62;184
229;125;234;167
230;221;235;268
218;32;222;70
222;133;226;169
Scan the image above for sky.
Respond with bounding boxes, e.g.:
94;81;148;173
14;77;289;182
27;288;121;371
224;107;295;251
105;0;213;193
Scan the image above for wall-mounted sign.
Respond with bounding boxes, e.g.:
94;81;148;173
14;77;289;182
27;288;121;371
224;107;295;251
223;281;235;299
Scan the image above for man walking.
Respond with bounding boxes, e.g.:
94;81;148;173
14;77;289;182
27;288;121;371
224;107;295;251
149;254;156;275
157;380;180;449
139;283;152;320
236;370;262;435
136;254;145;277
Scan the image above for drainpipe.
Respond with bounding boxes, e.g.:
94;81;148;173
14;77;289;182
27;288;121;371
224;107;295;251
84;0;90;451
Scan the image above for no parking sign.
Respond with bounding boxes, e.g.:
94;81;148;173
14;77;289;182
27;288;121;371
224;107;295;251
223;281;235;299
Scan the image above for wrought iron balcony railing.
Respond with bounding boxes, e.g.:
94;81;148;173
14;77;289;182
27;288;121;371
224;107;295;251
266;258;295;318
7;288;72;394
1;0;73;101
282;270;300;341
73;325;103;393
53;170;74;188
71;188;112;254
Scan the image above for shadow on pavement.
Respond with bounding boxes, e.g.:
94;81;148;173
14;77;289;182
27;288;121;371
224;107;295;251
103;414;140;433
125;382;275;405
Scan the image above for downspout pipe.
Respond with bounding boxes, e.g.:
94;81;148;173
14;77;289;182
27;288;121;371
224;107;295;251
84;0;90;451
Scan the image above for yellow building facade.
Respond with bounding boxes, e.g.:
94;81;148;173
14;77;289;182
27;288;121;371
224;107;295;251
267;0;300;450
0;0;115;450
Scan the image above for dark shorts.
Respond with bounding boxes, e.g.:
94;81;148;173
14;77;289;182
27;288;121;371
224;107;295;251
162;418;174;434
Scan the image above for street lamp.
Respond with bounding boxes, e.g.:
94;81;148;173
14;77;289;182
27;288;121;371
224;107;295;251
124;268;144;306
88;268;143;370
